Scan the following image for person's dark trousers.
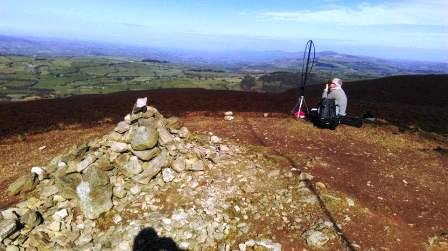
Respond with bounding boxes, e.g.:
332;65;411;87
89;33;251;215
339;116;363;128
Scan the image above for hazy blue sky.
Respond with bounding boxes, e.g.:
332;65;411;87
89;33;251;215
0;0;447;61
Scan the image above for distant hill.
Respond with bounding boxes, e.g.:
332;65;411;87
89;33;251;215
247;51;448;77
141;59;169;63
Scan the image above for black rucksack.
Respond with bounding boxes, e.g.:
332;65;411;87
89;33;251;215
317;98;338;129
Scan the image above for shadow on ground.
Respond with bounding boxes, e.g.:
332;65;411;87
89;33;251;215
133;227;184;251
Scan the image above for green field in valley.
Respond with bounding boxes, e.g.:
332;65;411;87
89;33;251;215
0;56;244;101
2;52;446;102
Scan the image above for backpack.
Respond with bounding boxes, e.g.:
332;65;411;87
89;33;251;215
317;98;339;129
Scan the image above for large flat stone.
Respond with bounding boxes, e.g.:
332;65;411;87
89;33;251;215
0;219;17;242
114;122;130;134
158;127;174;146
131;147;160;161
132;151;169;184
131;126;159;151
7;174;38;196
55;173;82;200
77;181;113;220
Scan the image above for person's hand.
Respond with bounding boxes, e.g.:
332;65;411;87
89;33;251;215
324;84;329;92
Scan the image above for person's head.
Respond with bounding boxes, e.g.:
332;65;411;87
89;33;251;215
331;78;343;89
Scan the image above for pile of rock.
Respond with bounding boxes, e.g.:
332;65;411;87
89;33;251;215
0;98;217;250
0;98;342;250
224;111;234;121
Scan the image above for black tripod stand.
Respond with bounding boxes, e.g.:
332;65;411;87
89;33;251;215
291;40;315;118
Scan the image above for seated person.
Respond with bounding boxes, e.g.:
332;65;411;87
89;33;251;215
322;78;347;117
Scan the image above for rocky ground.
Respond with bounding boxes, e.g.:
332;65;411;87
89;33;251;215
0;99;354;251
1;84;448;250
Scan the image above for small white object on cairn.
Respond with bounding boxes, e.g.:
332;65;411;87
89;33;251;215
133;97;148;113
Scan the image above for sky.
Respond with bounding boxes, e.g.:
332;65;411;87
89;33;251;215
0;0;447;61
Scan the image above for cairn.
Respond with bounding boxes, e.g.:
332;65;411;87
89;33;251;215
0;98;218;250
1;98;337;250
